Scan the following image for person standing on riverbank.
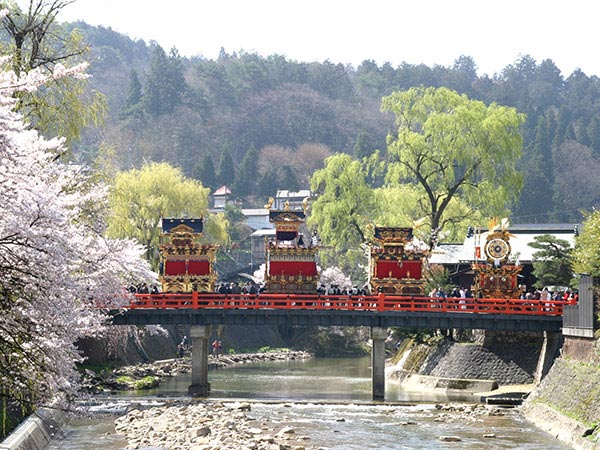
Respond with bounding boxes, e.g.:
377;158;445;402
212;339;222;358
177;335;188;358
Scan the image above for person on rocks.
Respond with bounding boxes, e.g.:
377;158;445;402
178;335;188;358
212;339;222;358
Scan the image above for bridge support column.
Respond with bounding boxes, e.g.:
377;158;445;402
188;325;211;397
534;331;561;384
371;327;387;400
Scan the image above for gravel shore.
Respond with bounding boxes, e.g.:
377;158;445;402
115;401;316;450
113;400;511;450
84;350;312;393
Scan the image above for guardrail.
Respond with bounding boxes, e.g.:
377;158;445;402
118;293;569;316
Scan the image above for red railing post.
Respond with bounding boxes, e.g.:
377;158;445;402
378;292;385;311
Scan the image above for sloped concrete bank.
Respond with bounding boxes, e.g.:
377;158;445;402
522;357;600;450
388;332;543;388
0;408;65;450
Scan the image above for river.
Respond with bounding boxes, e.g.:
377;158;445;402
47;356;569;449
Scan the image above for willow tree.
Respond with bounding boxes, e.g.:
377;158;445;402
372;184;482;244
309;153;376;276
572;210;600;281
382;87;525;248
107;162;227;269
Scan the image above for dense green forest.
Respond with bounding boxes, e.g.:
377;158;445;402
70;22;600;223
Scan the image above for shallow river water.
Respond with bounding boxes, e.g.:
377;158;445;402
47;356;570;449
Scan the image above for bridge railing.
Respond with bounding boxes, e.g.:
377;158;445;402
121;293;568;316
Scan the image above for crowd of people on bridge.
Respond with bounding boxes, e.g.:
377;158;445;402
428;286;474;299
316;284;370;296
520;287;578;302
128;283;159;294
130;278;579;305
216;281;262;295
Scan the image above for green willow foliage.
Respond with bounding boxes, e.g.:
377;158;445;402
107;162;228;269
382;87;525;247
573;210;600;280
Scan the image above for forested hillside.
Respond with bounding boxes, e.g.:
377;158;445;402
72;22;600;223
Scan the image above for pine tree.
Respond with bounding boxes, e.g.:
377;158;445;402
258;167;280;197
588;115;600;155
281;165;300;191
353;131;372;159
232;145;259;195
193;154;217;190
216;147;235;188
119;69;143;120
143;45;186;116
168;48;187;104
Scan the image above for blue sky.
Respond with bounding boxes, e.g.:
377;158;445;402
56;0;599;77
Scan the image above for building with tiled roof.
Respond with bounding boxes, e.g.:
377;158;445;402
430;223;579;290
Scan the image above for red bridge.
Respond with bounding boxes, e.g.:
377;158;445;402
109;293;567;333
105;292;570;400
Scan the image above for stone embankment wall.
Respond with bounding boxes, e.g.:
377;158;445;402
522;336;600;450
389;331;544;386
79;324;288;365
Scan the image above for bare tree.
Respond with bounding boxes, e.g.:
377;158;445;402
1;0;83;74
0;1;106;147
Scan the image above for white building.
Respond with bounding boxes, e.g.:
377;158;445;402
274;189;311;211
212;186;232;210
241;208;271;231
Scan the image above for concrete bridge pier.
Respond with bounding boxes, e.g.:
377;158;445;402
371;327;388;400
188;325;211;396
534;331;561;384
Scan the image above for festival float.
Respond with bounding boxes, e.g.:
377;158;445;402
264;200;318;293
159;218;218;293
472;218;522;299
369;226;427;295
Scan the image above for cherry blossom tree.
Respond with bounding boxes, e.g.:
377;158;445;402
319;267;353;292
0;41;154;409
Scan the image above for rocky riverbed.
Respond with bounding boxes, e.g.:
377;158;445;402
83;350;312;393
113;400;512;450
115;401;315;450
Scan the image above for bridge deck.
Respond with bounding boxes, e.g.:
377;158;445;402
107;293;566;332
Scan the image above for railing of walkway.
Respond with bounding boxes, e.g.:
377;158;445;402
121;293;570;316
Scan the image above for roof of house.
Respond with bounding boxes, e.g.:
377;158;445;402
276;189;311;198
213;186;231;196
241;208;270;216
251;229;277;237
429;244;464;265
